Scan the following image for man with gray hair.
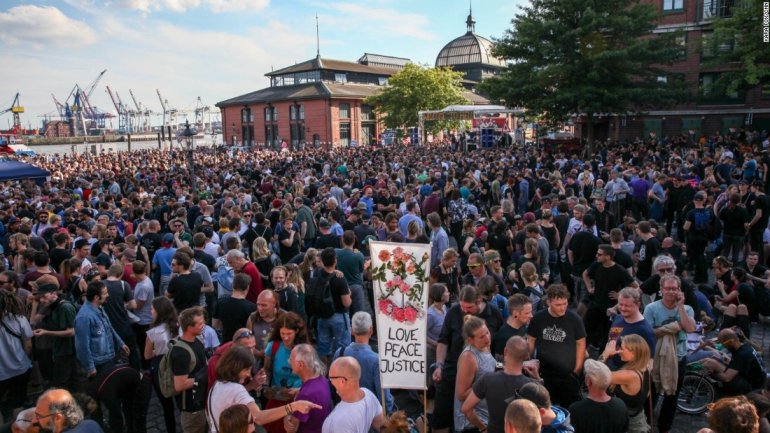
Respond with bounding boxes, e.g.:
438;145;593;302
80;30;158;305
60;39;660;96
33;388;103;433
285;344;333;433
568;359;628;433
333;311;395;413
226;248;263;303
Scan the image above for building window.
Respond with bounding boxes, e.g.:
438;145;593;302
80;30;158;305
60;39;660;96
340;123;351;147
339;103;350;120
675;34;687;59
265;106;277;122
265;106;278;148
761;83;770;99
290;104;305;148
702;0;734;19
241;108;251;123
663;0;683;11
335;73;347;83
378;77;389;86
700;73;741;103
361;104;374;121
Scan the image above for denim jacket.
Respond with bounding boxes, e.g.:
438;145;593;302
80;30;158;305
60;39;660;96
74;302;124;373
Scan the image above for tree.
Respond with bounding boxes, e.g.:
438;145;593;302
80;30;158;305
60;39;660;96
365;63;468;134
703;0;770;95
479;0;689;153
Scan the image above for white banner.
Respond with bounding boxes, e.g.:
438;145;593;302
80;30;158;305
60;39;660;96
370;241;430;390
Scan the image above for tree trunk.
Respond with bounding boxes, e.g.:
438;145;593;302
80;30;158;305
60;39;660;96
585;115;595;157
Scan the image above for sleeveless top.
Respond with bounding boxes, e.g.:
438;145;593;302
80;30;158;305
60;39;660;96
453;345;497;431
614;369;650;416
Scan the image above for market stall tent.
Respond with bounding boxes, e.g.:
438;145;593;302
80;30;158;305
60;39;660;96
0;160;50;185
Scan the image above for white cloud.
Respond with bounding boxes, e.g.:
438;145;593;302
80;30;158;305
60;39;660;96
113;0;268;13
0;5;97;48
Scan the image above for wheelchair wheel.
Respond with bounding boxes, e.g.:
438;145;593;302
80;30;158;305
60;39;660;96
677;373;715;414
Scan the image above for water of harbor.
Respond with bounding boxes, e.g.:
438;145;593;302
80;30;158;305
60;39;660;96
27;134;223;155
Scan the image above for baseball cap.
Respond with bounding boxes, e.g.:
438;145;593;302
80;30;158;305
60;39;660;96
202;216;213;223
162;233;174;244
693;192;706;201
319;218;330;228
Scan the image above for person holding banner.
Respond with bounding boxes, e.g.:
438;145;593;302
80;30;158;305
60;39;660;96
333;311;396;413
454;316;496;433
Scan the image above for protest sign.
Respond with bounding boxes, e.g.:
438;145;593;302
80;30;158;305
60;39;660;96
369;241;430;390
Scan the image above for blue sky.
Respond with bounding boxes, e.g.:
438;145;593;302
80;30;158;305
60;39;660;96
0;0;526;131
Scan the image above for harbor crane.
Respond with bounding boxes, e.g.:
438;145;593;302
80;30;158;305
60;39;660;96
59;69;113;135
106;86;129;134
193;96;210;132
51;93;66;118
129;89;152;133
157;89;178;130
1;92;25;133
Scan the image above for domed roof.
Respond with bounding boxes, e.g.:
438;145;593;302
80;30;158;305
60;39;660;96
435;12;506;69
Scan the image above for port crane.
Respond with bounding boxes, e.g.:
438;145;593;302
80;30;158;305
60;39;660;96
1;92;25;133
58;69;113;135
193;96;210;132
157;89;178;131
129;89;152;133
105;86;129;134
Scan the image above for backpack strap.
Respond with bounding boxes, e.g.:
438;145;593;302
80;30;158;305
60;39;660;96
208;384;219;433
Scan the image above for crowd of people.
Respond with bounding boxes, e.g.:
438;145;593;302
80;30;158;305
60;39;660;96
1;127;770;433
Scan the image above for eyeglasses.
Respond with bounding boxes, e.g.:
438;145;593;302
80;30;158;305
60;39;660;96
244;214;252;217
34;412;57;420
0;279;8;284
492;259;501;263
328;376;349;382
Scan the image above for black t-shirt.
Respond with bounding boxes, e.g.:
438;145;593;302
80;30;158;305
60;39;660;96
636;236;660;281
568;230;601;275
168;272;204;312
170;338;208;411
585;263;635;309
527;309;586;375
751;194;770;232
728;343;766;390
315;233;341;250
318;269;351;313
213;297;257;342
49;247;72;273
438;302;504;377
102;279;134;340
720;205;749;236
193;250;217;274
568;397;629;433
140;232;162;262
491;322;527;358
612;248;633;271
472;372;534;433
278;230;301;264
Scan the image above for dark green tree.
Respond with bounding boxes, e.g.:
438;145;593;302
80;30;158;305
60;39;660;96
479;0;690;152
703;0;770;95
365;63;468;134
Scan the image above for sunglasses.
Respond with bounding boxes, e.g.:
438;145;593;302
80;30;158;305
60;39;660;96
235;330;254;340
468;263;482;269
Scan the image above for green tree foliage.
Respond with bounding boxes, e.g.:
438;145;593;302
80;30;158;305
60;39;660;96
365;63;468;133
703;0;770;95
479;0;690;151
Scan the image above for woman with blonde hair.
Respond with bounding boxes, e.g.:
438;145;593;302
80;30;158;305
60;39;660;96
518;262;544;311
600;334;652;433
284;263;306;320
454;315;496;433
252;237;277;288
299;248;318;283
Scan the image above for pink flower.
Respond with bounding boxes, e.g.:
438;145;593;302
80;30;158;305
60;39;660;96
399;281;410;294
378;299;393;315
406;261;416;274
404;306;418;323
378;250;391;262
392;307;405;322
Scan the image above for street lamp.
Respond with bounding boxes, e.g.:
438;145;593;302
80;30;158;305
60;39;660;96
182;120;197;196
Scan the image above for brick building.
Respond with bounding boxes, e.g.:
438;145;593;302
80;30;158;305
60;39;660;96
575;0;770;142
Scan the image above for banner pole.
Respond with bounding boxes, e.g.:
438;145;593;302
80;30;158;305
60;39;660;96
423;389;428;433
381;387;387;420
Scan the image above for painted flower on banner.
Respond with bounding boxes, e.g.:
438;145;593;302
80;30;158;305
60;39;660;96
372;246;430;324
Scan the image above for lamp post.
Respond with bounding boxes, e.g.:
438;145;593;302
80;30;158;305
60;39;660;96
183;120;197;196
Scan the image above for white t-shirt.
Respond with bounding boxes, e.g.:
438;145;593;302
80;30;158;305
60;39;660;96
145;325;172;357
207;381;255;433
322;388;382;433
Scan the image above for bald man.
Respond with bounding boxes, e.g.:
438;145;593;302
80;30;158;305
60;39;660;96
9;408;38;433
701;328;767;395
322;357;383;433
33;389;103;433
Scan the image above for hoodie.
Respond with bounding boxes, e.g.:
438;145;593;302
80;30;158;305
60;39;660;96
542;406;575;433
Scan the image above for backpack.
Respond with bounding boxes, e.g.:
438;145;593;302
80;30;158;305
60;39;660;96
158;338;196;398
306;271;336;319
692;208;720;240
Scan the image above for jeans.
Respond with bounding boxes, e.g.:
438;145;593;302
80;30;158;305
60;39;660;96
348;284;372;319
316;312;351;356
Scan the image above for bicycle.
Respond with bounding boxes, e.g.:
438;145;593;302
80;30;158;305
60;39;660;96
677;361;720;414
